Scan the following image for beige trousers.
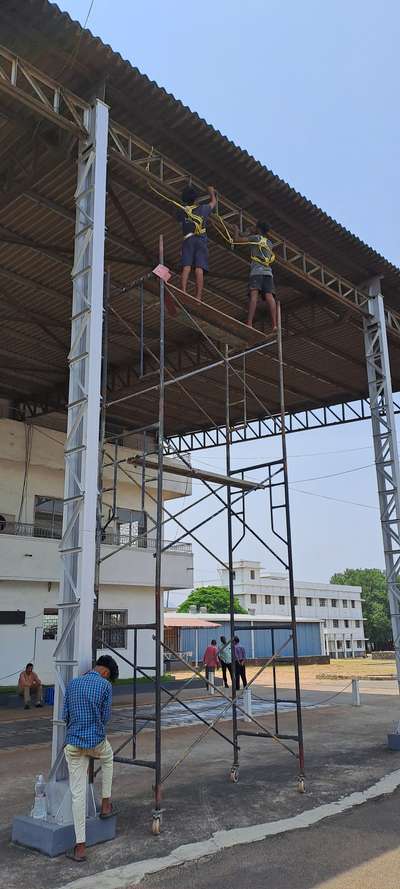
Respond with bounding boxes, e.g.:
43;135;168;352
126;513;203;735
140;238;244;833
19;684;43;705
64;738;114;844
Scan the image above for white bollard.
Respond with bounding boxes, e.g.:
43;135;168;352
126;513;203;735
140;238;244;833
243;686;252;721
352;678;361;706
208;668;215;695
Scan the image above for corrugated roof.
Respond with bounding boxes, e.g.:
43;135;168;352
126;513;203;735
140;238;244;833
1;0;399;304
0;1;399;438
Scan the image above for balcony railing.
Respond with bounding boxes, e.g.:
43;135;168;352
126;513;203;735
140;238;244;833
0;521;192;553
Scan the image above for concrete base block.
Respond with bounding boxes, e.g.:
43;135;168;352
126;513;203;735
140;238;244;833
387;732;400;750
12;814;116;857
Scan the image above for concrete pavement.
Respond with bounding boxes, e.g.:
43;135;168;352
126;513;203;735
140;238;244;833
140;786;400;889
2;690;400;889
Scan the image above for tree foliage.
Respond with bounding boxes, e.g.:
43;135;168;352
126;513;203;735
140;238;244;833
177;585;247;614
330;568;392;648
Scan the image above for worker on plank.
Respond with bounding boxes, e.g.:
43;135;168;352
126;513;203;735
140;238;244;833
234;221;277;330
178;184;217;301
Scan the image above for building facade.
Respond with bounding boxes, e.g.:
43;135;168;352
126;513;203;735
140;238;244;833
217;561;367;658
0;419;193;685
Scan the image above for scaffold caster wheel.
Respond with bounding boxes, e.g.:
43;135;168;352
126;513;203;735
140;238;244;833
297;777;305;794
230;767;239;784
152;814;162;835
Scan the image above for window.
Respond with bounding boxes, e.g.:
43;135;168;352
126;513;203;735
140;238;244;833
250;570;255;580
43;608;58;640
355;620;360;628
333;619;339;628
351;600;356;608
34;496;63;538
357;640;363;648
346;640;351;649
279;595;285;605
0;610;25;625
98;610;128;649
250;594;257;604
306;597;312;606
264;595;271;605
331;599;337;607
337;640;342;649
319;598;326;607
342;599;348;608
344;619;349;628
115;507;147;548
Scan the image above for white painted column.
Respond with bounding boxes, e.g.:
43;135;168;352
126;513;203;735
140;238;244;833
50;99;109;778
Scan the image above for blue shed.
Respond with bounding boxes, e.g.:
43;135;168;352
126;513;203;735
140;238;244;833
169;615;322;664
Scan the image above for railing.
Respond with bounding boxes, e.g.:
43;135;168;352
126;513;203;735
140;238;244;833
0;521;192;553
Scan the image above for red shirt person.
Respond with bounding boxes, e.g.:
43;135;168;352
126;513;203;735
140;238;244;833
202;640;220;688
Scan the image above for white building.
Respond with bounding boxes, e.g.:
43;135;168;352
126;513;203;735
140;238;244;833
0;419;193;685
218;561;367;658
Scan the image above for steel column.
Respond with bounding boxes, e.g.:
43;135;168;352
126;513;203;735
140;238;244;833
51;100;109;774
363;282;400;699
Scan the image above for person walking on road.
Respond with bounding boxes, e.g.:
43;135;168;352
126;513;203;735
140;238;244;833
234;636;247;690
63;654;119;863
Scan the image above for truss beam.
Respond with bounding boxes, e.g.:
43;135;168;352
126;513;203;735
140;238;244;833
165;396;400;453
107;122;400;338
1;42;399;340
0;43;88;136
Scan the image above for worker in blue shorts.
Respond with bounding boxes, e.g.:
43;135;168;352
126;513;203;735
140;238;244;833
234;221;277;330
178;184;217;301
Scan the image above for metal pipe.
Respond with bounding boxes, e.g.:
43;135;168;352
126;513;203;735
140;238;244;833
154;234;165;815
277;300;305;777
271;628;279;737
225;344;239;772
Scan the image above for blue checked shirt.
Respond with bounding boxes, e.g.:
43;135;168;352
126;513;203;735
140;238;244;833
62;670;112;749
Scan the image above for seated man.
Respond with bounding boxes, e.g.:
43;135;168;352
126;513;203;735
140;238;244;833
18;662;43;709
63;654;119;863
178;184;217;301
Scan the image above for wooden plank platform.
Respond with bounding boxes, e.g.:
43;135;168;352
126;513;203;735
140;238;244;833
164;282;277;348
128;456;265;491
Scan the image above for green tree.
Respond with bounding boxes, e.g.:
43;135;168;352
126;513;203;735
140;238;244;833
330;568;392;649
177;586;247;614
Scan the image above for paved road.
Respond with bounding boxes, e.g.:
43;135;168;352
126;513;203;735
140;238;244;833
0;689;330;748
141;788;400;889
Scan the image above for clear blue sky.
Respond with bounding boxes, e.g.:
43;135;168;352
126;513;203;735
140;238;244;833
59;0;400;596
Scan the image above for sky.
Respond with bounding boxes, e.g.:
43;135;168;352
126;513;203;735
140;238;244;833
58;0;400;601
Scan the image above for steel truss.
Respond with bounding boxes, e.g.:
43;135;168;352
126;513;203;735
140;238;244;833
364;280;400;695
50;99;109;778
94;249;305;833
1;42;400;338
165;396;400;453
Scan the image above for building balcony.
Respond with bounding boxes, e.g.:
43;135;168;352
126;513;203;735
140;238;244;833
0;522;193;589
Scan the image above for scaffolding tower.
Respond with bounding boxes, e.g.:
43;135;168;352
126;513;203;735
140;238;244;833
93;242;305;832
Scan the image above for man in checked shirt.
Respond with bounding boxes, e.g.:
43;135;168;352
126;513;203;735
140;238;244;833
62;654;119;862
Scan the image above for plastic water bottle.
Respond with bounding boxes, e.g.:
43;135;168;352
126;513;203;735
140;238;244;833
31;774;47;820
